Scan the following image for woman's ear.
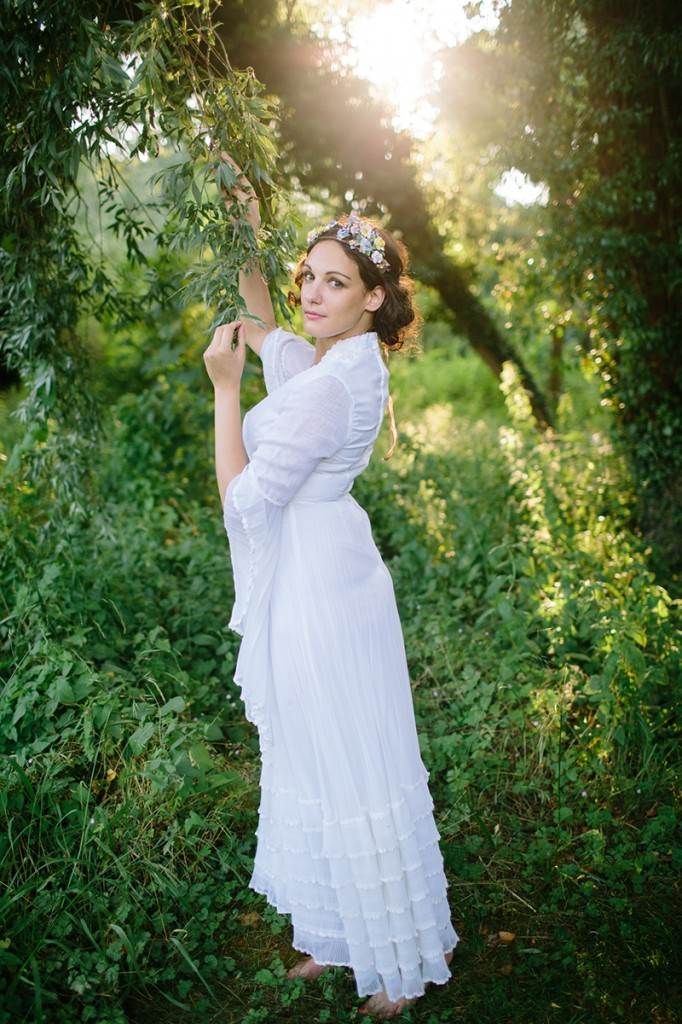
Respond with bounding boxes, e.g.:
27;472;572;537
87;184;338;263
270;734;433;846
366;285;385;313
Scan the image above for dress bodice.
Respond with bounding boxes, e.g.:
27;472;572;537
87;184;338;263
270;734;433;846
222;323;389;761
242;326;390;504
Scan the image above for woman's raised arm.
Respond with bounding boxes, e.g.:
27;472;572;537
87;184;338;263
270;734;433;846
219;152;277;357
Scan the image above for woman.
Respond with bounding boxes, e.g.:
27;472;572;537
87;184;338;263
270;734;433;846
203;156;459;1019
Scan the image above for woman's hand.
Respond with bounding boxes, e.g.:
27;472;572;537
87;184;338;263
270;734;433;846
203;320;246;391
218;152;261;232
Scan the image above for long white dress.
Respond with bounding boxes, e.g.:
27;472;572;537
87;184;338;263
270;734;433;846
222;325;459;1001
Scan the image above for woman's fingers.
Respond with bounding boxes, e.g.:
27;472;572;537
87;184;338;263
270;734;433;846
205;321;237;355
203;320;246;388
211;320;242;348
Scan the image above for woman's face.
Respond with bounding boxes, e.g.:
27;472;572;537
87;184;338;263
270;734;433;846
300;239;385;341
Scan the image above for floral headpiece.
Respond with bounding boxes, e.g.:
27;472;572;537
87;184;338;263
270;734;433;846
306;210;391;272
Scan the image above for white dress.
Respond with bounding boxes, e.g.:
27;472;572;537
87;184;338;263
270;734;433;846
222;325;459;1001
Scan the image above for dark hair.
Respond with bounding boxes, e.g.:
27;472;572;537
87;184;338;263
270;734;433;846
288;215;422;356
288;213;421;458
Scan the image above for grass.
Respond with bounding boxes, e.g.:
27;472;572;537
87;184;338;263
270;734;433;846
1;346;680;1023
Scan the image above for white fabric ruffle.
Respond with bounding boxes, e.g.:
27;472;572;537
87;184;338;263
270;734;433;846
251;767;457;1000
223;326;459;1001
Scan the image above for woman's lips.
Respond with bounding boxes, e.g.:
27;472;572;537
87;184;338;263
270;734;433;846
304;311;325;319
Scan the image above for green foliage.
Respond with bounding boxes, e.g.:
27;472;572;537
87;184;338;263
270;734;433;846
1;341;680;1020
477;1;682;571
433;1;682;570
1;6;681;1016
1;0;297;507
355;368;681;1021
0;383;257;1021
496;363;679;764
389;338;507;428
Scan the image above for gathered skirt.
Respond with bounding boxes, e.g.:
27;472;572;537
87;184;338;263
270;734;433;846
241;491;459;1001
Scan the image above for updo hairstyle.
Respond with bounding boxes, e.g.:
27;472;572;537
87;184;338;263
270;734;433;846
289;216;421;356
287;213;422;458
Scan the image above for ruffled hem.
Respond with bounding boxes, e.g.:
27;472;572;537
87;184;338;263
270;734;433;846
250;870;459;1001
249;767;459;1001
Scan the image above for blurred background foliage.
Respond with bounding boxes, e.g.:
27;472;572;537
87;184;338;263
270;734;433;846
1;0;680;1021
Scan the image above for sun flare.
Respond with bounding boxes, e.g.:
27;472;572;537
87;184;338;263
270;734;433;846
312;0;500;140
311;1;542;204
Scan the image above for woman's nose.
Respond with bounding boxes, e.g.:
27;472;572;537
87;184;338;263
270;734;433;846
304;277;323;301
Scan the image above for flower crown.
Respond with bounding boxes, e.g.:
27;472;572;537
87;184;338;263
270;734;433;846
306;210;391;272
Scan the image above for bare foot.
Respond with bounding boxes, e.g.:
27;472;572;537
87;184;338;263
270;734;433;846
358;949;455;1018
286;955;329;980
359;992;418;1018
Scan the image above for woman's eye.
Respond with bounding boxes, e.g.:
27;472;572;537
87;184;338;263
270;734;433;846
303;271;343;287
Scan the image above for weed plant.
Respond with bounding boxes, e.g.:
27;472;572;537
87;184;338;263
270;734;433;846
0;350;680;1023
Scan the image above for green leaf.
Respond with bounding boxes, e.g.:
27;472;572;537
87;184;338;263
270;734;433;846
55;678;75;703
253;968;276;986
189;742;213;770
129;722;156;756
160;696;185;716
